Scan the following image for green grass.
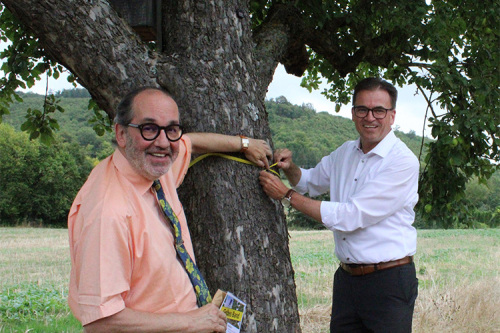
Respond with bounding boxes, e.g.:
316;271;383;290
0;228;79;333
1;227;499;332
416;229;499;286
0;284;81;332
289;230;337;310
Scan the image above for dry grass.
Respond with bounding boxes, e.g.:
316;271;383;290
414;278;500;332
0;228;70;290
1;228;498;333
291;229;500;333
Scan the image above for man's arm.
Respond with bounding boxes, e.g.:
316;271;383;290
259;170;322;223
186;133;272;169
259;147;322;222
84;304;226;333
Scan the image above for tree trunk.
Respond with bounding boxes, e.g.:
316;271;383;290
2;0;301;331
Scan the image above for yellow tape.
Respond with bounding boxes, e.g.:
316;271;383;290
189;153;280;177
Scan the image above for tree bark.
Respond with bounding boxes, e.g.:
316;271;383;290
1;0;301;331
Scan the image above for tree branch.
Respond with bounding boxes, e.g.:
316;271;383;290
417;84;438;119
252;3;304;89
1;0;160;116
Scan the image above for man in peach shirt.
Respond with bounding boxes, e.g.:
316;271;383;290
68;87;271;332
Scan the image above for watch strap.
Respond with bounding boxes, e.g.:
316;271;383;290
282;189;296;201
239;135;249;152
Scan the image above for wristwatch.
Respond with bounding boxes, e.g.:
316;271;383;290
239;135;249;152
281;189;296;208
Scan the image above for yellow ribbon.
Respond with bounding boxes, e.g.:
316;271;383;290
189;153;280;177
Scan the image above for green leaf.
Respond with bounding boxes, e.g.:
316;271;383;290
29;131;40;140
40;132;55;145
13;94;23;103
20;121;32;131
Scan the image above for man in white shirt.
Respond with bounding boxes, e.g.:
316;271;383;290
259;78;419;332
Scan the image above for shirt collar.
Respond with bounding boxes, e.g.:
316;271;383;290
112;149;154;195
356;130;398;158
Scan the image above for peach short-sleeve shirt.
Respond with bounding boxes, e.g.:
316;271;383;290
68;136;198;326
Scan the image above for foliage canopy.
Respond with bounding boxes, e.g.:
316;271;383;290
0;123;94;226
0;0;498;229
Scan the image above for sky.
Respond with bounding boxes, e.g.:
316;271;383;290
18;63;433;136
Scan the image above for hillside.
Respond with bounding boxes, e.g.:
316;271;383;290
3;90;428;167
3;90;498;229
4;91;114;159
266;96;427;168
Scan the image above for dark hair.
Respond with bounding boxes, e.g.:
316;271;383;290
352;78;398;109
114;86;172;125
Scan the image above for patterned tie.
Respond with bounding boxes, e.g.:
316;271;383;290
152;180;212;307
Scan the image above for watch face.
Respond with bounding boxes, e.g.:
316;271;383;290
281;197;290;208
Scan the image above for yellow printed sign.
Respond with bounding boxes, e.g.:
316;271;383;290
221;307;244;321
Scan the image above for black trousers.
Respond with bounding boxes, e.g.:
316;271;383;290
330;262;418;333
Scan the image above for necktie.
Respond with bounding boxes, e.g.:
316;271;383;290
152;180;212;307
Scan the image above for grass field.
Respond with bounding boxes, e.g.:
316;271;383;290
292;229;500;333
0;228;499;332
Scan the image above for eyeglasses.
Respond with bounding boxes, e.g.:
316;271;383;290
127;123;184;142
352;106;393;119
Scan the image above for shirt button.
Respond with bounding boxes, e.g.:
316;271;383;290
343;237;346;241
354;178;357;181
346;258;350;261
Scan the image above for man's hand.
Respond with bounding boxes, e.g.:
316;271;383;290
271;148;302;187
244;138;272;169
187;132;272;169
259;170;289;200
273;149;293;170
184;303;227;333
259;169;323;223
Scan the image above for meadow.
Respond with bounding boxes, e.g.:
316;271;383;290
292;229;500;333
0;228;498;332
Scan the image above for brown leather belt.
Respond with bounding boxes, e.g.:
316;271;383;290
340;256;413;276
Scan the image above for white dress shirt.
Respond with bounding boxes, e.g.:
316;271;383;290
294;130;419;264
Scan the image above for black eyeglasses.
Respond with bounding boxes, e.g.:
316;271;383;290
352;106;393;119
127;123;184;142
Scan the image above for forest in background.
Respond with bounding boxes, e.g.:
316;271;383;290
1;89;498;228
